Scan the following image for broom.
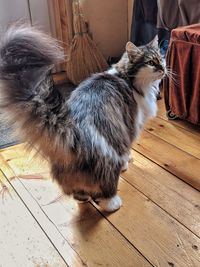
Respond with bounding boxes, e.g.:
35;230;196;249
66;0;109;85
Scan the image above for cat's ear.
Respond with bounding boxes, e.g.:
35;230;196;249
147;35;159;50
126;42;141;61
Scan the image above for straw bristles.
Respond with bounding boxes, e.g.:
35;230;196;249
66;0;108;85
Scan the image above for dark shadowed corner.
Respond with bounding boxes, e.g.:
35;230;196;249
0;112;19;149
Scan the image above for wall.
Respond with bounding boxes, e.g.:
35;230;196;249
29;0;51;34
0;0;134;59
81;0;128;59
0;0;30;33
0;0;51;34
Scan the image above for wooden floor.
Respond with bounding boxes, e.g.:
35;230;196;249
0;98;200;267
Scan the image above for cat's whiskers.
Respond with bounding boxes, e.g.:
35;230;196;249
166;68;180;86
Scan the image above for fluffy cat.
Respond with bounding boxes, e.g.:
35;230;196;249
0;24;166;212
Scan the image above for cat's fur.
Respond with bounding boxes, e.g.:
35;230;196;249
0;24;166;212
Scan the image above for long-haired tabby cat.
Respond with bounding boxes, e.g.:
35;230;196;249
0;24;166;212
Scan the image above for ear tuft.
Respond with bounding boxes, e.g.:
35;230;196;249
148;35;159;49
126;42;140;53
126;42;141;61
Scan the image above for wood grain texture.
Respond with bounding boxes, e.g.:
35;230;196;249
0;146;151;267
121;150;200;237
157;98;200;135
49;0;67;72
53;72;68;84
0;97;200;267
48;0;73;73
98;179;200;267
145;117;200;159
1;144;200;267
0;155;85;267
0;171;67;267
133;131;200;190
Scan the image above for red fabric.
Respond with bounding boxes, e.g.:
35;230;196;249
164;24;200;124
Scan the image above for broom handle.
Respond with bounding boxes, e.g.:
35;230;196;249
72;0;87;35
64;0;74;43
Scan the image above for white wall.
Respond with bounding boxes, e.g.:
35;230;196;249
0;0;51;34
0;0;134;58
28;0;51;33
81;0;128;58
81;0;135;58
0;0;30;33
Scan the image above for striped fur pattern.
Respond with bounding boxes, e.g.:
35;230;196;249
0;24;166;212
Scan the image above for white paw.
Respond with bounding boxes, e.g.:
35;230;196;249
121;161;129;172
98;195;122;212
128;154;133;162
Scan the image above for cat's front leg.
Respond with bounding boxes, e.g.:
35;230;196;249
93;165;122;212
121;161;129;172
128;152;133;162
97;195;122;212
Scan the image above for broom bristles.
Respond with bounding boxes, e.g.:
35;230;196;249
66;34;108;85
66;0;109;85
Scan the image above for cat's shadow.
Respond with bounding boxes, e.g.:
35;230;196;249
75;201;105;238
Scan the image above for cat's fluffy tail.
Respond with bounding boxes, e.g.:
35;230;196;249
0;23;78;152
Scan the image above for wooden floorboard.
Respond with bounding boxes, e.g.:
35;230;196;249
0;156;84;267
133;131;200;190
121;150;200;237
0;170;67;267
145;117;200;159
157;98;200;136
95;178;200;267
0;98;200;267
0;148;152;267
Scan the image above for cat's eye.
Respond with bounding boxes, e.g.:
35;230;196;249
148;60;155;66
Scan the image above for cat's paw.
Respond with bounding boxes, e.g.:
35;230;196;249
128;154;133;162
98;195;122;212
121;161;129;172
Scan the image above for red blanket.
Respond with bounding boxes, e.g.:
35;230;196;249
164;24;200;125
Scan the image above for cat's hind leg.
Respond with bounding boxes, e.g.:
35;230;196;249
73;191;91;203
97;195;122;212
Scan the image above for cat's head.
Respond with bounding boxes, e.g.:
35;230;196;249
115;36;166;92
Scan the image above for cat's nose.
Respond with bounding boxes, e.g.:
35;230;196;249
158;70;164;75
155;65;164;72
157;70;164;77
